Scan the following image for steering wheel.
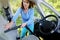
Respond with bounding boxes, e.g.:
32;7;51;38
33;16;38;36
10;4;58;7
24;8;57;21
39;15;58;35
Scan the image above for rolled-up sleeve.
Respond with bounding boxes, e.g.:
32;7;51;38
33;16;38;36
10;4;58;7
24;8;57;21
12;8;21;22
26;9;34;25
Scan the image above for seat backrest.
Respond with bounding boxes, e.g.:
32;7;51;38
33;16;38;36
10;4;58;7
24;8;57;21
0;15;8;40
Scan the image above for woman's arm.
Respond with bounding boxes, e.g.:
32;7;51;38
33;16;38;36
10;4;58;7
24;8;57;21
12;7;21;22
5;8;21;29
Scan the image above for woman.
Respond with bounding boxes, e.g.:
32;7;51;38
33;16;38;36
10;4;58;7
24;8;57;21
5;0;35;39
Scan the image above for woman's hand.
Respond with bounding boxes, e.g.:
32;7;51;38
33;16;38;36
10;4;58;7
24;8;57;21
21;23;27;28
5;21;13;30
5;23;11;30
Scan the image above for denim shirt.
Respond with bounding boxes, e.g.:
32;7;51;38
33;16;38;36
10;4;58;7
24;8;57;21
12;7;34;26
